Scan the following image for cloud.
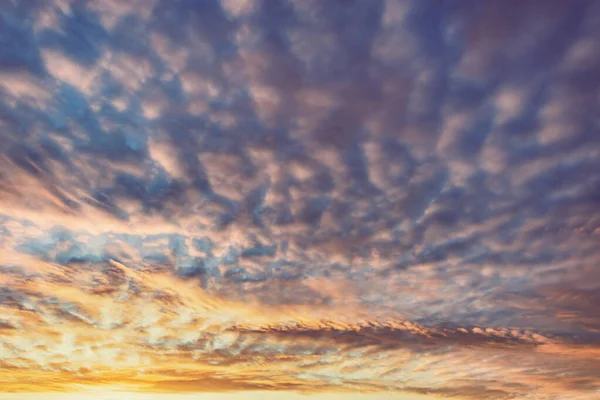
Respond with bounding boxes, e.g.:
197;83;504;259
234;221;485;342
1;0;600;398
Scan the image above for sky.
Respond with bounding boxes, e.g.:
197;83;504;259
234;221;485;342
0;0;599;399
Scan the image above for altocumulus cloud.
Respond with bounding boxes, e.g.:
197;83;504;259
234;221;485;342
0;0;600;398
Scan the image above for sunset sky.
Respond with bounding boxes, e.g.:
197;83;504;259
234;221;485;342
1;0;600;399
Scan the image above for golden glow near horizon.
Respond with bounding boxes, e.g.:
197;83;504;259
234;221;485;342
0;391;433;400
1;257;598;398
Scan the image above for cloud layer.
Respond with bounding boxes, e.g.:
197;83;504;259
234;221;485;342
1;0;599;398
